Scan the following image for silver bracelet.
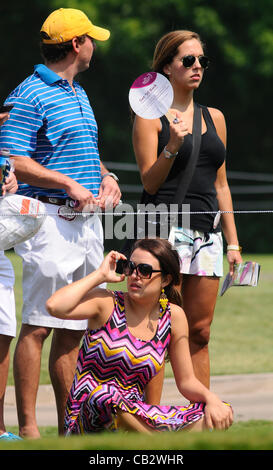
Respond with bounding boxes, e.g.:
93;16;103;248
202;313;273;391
227;244;242;252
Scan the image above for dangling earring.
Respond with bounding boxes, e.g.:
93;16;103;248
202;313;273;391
159;288;168;313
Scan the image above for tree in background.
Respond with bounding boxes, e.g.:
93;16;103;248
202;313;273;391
1;0;272;250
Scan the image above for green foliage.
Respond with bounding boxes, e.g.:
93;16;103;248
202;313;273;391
0;0;272;250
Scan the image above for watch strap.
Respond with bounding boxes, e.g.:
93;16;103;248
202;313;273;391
101;172;119;182
163;146;178;159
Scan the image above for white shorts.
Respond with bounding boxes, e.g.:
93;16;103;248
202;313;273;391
169;226;223;277
0;251;16;337
15;204;105;330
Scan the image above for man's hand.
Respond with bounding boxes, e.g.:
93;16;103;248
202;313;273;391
1;171;18;196
96;175;121;210
0;112;9;126
66;180;100;213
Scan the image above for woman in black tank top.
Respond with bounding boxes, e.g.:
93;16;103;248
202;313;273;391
132;30;242;397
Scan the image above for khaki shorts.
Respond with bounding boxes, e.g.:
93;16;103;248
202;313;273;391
0;251;16;337
15;204;105;330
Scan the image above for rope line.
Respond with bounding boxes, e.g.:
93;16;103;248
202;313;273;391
1;209;273;217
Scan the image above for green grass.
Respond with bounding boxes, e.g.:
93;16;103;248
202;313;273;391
3;251;273;450
1;421;273;450
6;251;273;383
210;254;273;376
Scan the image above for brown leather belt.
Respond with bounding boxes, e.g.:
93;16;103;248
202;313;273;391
36;196;77;208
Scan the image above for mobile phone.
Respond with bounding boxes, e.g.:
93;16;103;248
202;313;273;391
0;104;14;113
115;258;125;274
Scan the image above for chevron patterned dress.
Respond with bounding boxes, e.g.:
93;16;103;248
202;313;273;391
64;291;205;434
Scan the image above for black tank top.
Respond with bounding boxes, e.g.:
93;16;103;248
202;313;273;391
140;105;226;233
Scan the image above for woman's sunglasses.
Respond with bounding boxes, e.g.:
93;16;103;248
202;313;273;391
181;55;209;69
121;260;162;279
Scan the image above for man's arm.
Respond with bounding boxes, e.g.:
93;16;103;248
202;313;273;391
13;156;98;211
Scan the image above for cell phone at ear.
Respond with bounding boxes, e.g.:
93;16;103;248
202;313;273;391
0;104;14;113
115;259;125;274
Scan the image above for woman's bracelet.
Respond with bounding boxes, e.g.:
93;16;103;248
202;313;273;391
227;244;242;253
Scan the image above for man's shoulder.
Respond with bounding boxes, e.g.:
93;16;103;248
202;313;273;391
11;72;45;100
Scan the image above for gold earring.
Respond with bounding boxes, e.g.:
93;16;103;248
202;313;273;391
159;288;168;312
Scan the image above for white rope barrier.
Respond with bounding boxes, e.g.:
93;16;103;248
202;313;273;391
1;209;273;217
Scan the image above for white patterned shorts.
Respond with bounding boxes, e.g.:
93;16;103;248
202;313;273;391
168;226;223;277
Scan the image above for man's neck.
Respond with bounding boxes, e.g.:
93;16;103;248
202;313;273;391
45;60;77;91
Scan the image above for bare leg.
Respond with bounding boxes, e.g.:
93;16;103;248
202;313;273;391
0;335;13;434
116;410;154;434
181;275;219;388
49;328;84;435
13;324;52;438
116;411;206;434
184;416;206;432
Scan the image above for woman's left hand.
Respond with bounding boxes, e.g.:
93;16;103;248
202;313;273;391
227;250;243;276
204;395;233;430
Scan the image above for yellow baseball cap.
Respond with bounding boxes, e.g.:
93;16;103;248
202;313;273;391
41;8;110;44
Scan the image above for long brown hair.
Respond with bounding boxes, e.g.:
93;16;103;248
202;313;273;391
152;30;204;77
130;238;182;307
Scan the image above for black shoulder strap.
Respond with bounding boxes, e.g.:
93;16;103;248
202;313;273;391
172;102;202;204
200;105;216;131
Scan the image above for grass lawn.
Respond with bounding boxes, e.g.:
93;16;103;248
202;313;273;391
5;251;273;382
1;421;273;451
2;251;273;450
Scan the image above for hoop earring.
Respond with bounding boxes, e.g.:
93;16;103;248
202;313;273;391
159;288;168;313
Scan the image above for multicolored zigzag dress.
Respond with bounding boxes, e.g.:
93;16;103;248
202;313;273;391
64;291;205;434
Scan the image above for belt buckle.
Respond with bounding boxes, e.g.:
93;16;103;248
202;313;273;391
48;197;59;204
58;205;76;221
66;199;77;208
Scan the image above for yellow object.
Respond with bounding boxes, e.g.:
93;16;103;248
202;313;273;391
159;288;168;312
41;8;110;44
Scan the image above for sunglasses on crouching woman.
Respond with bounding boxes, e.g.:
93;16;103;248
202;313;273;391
117;259;163;279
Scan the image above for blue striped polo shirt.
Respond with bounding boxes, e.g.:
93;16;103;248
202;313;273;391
0;64;102;198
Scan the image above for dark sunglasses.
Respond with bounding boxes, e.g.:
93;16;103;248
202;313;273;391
181;55;209;69
121;260;162;279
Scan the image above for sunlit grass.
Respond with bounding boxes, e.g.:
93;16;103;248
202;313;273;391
1;421;273;450
5;251;273;384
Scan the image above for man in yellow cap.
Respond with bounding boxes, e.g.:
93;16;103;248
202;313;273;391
41;7;110;43
0;8;121;438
